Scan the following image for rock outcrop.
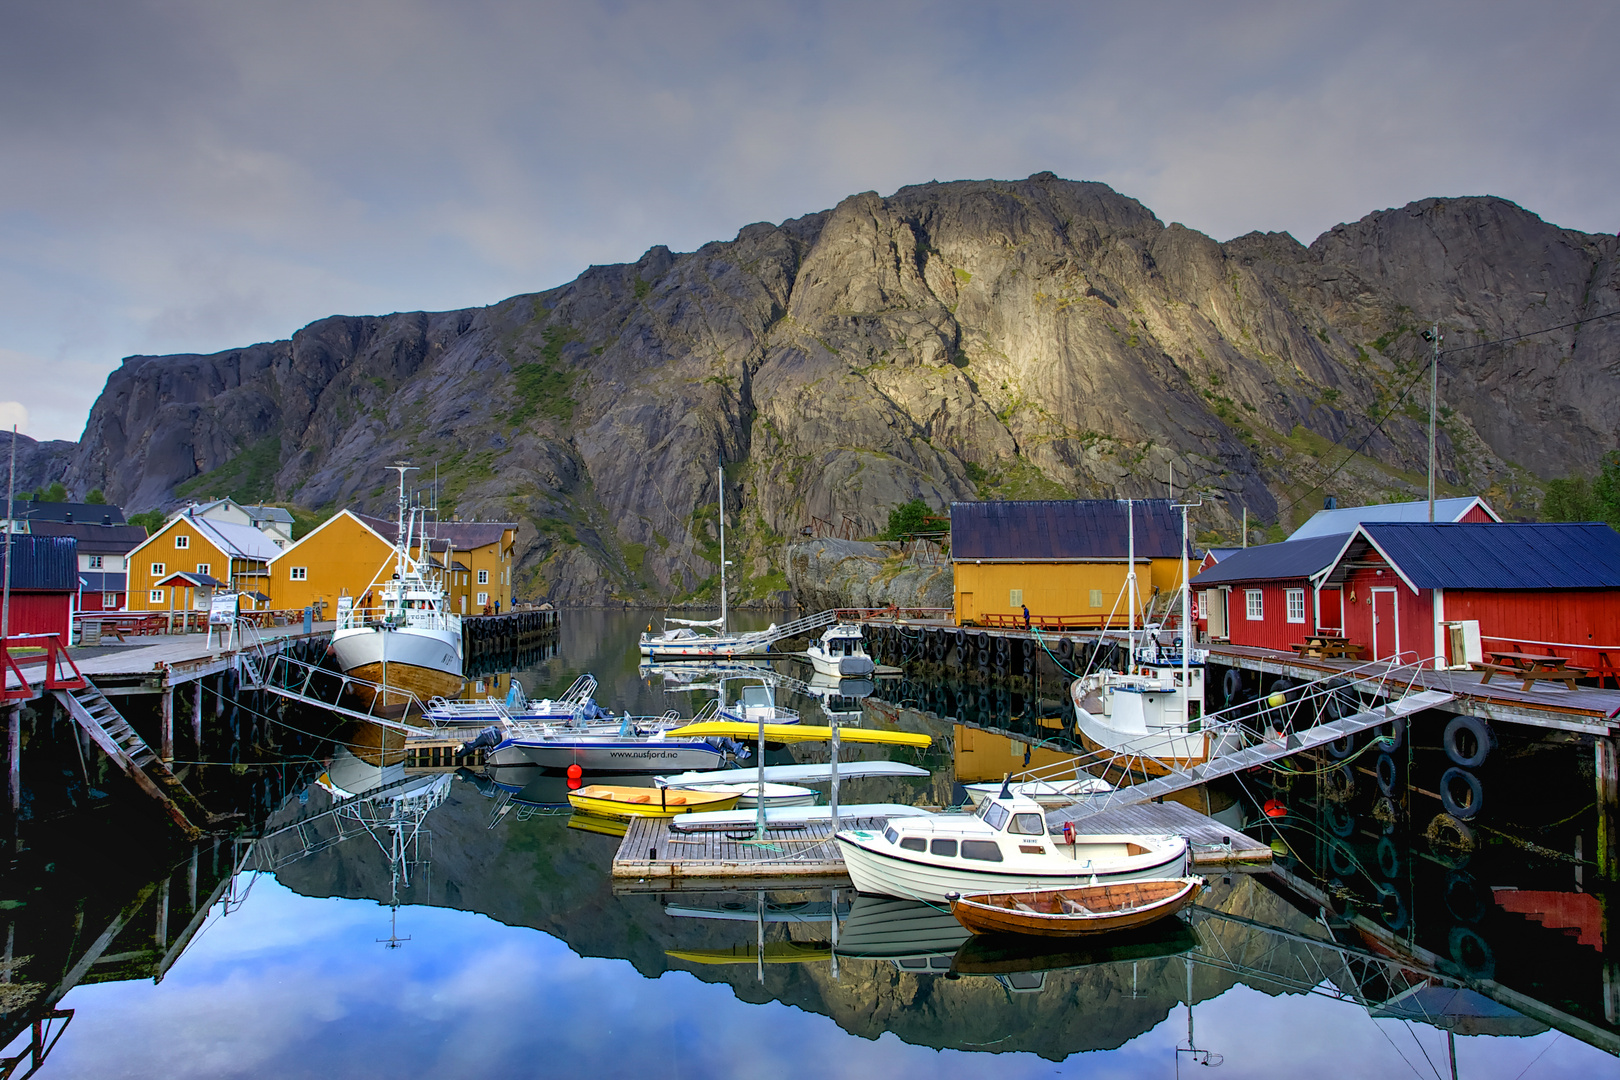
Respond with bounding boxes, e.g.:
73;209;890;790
786;539;953;612
34;177;1620;604
0;431;78;498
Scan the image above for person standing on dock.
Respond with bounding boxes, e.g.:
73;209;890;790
1022;604;1031;630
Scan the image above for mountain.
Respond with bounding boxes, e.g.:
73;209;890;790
37;175;1620;604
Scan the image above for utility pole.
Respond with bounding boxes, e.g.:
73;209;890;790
1427;322;1441;522
2;426;14;645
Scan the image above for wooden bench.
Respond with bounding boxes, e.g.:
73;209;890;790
1290;637;1365;660
1472;657;1589;692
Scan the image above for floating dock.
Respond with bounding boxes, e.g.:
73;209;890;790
611;801;1269;891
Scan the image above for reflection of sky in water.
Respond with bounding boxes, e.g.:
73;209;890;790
35;876;1607;1080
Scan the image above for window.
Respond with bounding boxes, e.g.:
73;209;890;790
149;589;164;604
273;539;285;548
1245;589;1263;621
477;568;489;584
195;563;210;577
1089;589;1103;609
960;840;1004;862
884;827;899;845
1008;813;1046;836
103;592;117;608
175;535;189;549
87;554;103;569
151;562;165;577
1286;588;1306;623
477;591;489;606
899;837;925;852
1008;588;1022;607
982;803;1010;831
289;567;307;581
929;839;958;857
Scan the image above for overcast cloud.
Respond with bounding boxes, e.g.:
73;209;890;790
2;0;1616;440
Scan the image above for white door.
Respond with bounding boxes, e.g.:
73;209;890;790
1372;587;1399;661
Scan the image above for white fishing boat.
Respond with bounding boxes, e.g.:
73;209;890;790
331;465;463;710
835;787;1188;903
1068;497;1237;774
963;775;1113;810
804;623;875;677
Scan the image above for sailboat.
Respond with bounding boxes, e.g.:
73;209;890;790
1068;497;1236;773
639;465;779;658
331;465;463;711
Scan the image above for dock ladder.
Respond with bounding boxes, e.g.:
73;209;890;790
53;683;208;840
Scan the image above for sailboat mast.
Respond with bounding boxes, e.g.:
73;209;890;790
718;464;728;633
1181;499;1191;722
1125;498;1137;667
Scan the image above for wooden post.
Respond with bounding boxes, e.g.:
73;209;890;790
1598;736;1619;884
5;705;17;819
160;686;174;764
190;683;203;753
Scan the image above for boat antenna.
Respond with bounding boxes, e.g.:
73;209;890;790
388;462;417;576
1173;486;1203;740
998;772;1011;799
717;463;728;634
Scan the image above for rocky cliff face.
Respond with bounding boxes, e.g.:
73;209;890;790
0;431;77;498
38;176;1620;604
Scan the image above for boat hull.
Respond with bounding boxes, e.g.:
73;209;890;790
487;738;728;773
333;625;463;709
567;785;740;819
806;652;875;677
663;781;818;808
836;830;1189;904
950;877;1204;937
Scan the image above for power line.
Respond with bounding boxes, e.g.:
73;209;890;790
1440;308;1620;355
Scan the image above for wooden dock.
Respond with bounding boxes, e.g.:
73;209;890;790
611;802;1270;890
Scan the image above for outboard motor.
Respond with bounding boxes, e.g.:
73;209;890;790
457;725;503;756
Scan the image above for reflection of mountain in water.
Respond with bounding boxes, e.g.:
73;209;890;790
265;772;1420;1061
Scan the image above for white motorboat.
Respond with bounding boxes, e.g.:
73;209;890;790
963;775;1113;810
424;674;603;727
477;712;739;773
835;788;1188;903
331;465;463;709
804;623;875;677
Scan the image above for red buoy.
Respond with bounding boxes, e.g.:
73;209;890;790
567;775;582;790
566;763;583;780
1263;798;1288;818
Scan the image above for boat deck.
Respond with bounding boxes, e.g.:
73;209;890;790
611;802;1269;891
1208;644;1620;734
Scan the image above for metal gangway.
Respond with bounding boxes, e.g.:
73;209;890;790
232;619;441;735
726;609;841;653
1032;658;1454;827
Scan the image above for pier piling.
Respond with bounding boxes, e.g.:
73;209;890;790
160;688;174;764
1599;736;1619;883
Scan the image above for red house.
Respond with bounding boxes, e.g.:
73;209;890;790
0;535;79;645
1317;522;1620;670
1191;534;1351;648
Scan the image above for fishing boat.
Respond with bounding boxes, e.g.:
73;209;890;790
962;775;1113;810
1068;497;1236;774
424;674;603;727
331;465;463;710
804;623;875;677
567;783;740;819
948;877;1205;937
834;787;1188;904
478;713;740;772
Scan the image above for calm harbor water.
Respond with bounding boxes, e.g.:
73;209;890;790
2;609;1614;1078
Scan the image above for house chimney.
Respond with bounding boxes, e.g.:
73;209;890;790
1323;496;1337;510
102;514;111;525
65;511;72;522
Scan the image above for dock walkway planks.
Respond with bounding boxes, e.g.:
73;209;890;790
611;802;1269;889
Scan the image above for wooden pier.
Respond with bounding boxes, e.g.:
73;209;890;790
611;802;1270;891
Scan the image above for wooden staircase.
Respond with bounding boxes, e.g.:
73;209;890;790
53;684;206;840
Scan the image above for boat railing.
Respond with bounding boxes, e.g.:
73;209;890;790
1015;656;1439;807
425;697;513;722
335;604;461;634
693;698;722;721
558;673;598;706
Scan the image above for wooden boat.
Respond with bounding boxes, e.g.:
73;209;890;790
948;876;1204;937
949;918;1200;975
566;783;740;819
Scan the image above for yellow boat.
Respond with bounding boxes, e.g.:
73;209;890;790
566;784;741;820
666;943;833;965
663;721;932;748
566;811;629;838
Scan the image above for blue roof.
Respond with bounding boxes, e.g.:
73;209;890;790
1190;534;1350;586
950;500;1187;560
1355;523;1620;589
1289;497;1496;540
0;535;78;591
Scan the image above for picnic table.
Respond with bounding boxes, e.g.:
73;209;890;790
1473;650;1589;691
1290;635;1365;660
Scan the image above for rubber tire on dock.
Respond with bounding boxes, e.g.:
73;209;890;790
1323;801;1355;838
1321;763;1356;802
1374;882;1409;932
1444;871;1487;924
1325;732;1357;760
1326;838;1356;877
1376;836;1402;880
1448;926;1495;980
1439;767;1484;821
1222;667;1242;706
1375;751;1399;797
1424;812;1477;869
1443;715;1495;769
1378;715;1406;753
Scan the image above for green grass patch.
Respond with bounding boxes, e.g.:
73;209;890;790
174;436;281;503
623;542;647;575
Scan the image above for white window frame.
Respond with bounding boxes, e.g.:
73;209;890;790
103;592;118;608
289;567;308;581
149;589;164;604
175;534;189;549
1245;589;1263;621
87;554;103;569
477;568;489;585
477;591;489;606
1285;588;1306;624
195;563;211;578
151;562;165;577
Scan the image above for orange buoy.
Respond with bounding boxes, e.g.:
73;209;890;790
566;775;582;790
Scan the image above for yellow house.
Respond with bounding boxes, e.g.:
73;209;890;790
267;511;520;616
126;510;280;611
949;499;1190;627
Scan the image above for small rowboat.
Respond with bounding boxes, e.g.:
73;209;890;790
948;877;1204;938
566;784;740;820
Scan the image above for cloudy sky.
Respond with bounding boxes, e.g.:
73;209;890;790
2;0;1616;441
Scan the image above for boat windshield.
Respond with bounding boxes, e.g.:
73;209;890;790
982;802;1010;831
1007;813;1045;835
